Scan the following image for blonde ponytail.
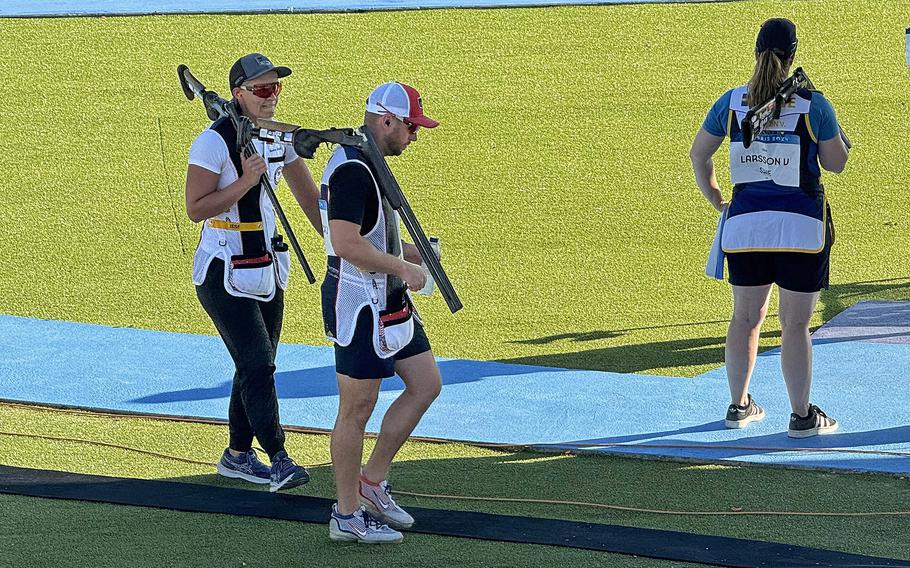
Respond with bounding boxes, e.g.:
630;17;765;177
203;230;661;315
747;50;789;106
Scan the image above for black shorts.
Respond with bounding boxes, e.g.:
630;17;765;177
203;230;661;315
727;217;834;293
335;306;432;380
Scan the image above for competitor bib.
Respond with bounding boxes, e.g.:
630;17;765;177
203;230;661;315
730;132;801;188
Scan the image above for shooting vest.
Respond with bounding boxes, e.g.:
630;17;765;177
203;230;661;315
319;145;417;358
193;116;290;301
722;85;828;253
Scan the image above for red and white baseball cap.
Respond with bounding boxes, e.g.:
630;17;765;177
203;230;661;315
366;82;439;129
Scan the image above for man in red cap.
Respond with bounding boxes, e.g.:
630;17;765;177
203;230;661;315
319;82;441;544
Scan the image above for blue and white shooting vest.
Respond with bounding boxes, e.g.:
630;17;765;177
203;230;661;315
721;85;827;254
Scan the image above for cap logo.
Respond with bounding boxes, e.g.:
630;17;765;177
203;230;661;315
416;96;424;110
255;56;271;66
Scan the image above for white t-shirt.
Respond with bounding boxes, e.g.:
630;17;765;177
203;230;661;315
188;128;298;188
187;125;298;290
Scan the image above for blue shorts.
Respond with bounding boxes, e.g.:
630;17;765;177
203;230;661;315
727;215;834;293
334;307;431;380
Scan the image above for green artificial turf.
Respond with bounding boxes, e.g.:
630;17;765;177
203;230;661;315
1;0;908;377
1;404;909;568
1;494;707;568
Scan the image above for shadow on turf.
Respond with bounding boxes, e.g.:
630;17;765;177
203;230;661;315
130;358;557;404
497;333;766;373
128;278;910;404
500;277;910;373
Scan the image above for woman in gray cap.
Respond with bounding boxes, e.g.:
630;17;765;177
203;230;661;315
690;19;850;438
185;53;322;490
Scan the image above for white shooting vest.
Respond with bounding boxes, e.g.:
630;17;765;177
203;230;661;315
319;145;416;358
191;116;291;301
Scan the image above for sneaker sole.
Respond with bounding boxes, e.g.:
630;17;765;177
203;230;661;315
216;462;270;485
329;526;403;544
788;423;839;439
724;410;766;429
360;498;414;530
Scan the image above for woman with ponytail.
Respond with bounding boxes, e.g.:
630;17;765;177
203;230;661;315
689;19;850;438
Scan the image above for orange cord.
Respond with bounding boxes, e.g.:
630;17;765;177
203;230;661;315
1;427;907;518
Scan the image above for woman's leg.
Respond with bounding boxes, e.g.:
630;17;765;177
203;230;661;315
196;259;286;459
726;284;773;406
777;288;820;416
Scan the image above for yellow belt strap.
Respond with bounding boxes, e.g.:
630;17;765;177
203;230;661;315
207;220;263;231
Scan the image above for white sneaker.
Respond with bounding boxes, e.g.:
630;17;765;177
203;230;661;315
329;504;403;544
359;474;414;529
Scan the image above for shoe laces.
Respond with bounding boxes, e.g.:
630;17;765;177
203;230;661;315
809;405;829;419
382;482;400;507
276;455;297;473
360;509;386;531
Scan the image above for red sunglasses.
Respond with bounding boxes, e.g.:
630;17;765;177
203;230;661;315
239;81;282;99
378;103;419;134
399;117;420;134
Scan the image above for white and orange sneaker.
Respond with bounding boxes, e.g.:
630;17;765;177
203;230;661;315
359;474;414;529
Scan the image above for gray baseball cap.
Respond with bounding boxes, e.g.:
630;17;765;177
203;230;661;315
229;53;291;90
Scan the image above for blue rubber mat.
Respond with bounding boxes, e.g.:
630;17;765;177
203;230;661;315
1;0;734;17
2;302;909;474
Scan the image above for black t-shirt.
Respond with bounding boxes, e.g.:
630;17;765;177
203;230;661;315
327;162;378;236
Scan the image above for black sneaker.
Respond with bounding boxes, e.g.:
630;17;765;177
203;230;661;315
788;404;838;438
269;450;310;492
724;394;765;428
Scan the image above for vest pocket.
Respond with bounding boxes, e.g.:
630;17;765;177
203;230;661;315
227;252;276;297
373;303;415;358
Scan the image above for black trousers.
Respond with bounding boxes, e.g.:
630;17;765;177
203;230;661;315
196;258;286;460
